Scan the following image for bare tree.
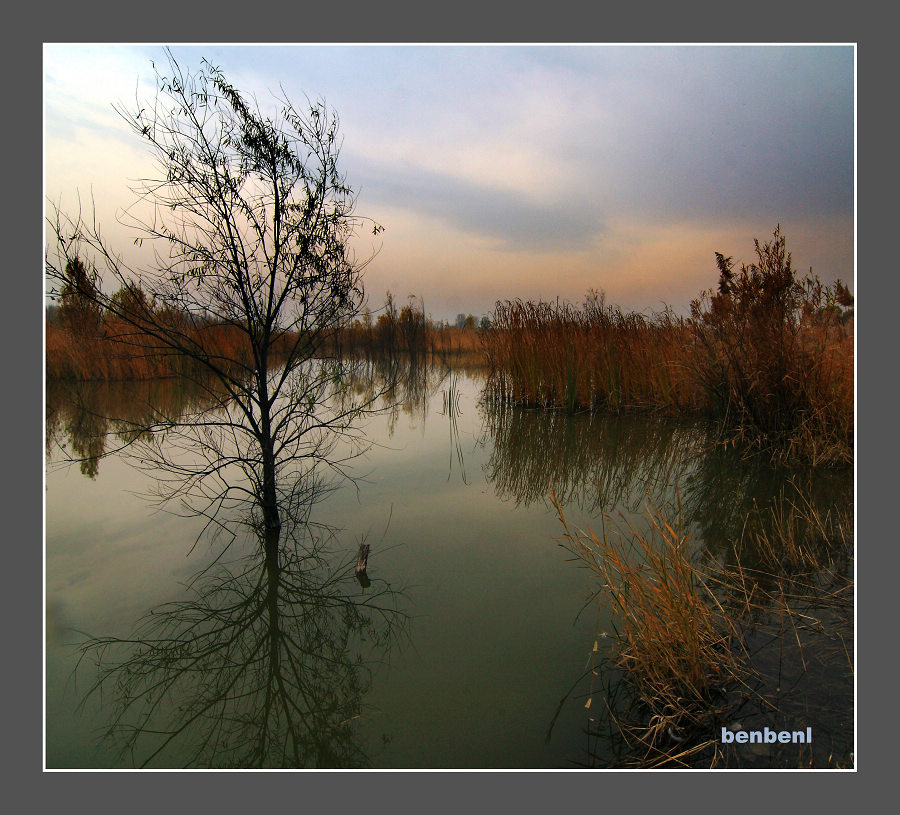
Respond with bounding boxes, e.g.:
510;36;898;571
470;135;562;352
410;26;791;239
47;50;383;533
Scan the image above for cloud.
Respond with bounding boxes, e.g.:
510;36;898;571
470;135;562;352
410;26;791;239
353;159;605;253
342;46;852;254
558;46;854;223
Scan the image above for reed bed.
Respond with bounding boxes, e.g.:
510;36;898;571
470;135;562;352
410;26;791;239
47;320;177;380
427;326;485;366
485;296;699;415
483;229;853;465
46;318;297;381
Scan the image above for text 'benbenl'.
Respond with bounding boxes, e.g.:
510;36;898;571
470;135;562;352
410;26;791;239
721;727;813;744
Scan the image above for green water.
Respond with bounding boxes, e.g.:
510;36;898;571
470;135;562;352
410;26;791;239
45;366;852;768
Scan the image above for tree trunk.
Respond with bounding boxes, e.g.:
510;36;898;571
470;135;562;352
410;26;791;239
258;363;281;534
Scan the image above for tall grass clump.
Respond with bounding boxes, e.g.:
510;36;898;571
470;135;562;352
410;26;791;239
484;293;699;415
690;226;853;465
552;492;749;748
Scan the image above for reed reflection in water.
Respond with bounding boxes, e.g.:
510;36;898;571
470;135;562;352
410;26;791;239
480;395;850;558
481;399;707;514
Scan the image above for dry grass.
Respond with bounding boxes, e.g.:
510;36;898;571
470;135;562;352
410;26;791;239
46;318;299;381
485;296;699;415
552;491;751;750
553;479;854;768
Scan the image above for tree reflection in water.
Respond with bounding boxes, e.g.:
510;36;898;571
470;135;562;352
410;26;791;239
76;472;406;768
60;361;414;768
46;378;226;480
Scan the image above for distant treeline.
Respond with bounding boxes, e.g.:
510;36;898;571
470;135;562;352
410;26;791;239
328;293;486;365
45;272;319;383
46;288;486;381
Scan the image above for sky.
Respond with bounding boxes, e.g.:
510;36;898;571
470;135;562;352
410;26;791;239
44;44;854;322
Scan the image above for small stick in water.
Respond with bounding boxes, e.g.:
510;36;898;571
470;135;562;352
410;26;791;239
356;543;371;587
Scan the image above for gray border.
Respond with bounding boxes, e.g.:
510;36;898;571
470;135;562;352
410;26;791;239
856;18;890;786
24;1;885;811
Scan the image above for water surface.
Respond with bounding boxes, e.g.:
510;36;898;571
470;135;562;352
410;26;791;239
45;365;852;768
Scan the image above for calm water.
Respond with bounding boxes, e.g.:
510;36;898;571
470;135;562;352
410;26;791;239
45;365;853;768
